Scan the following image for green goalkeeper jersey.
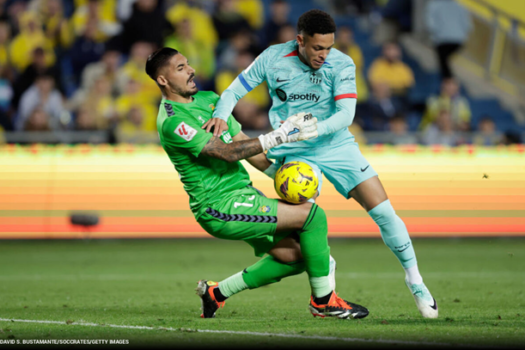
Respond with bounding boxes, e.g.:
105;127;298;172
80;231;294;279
157;90;252;219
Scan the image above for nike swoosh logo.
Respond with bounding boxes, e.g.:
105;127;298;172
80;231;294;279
397;246;409;252
276;78;290;82
430;298;438;310
243;268;248;274
360;165;370;172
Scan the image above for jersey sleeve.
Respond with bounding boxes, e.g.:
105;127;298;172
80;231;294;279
333;60;358;101
161;117;212;158
227;114;242;137
213;47;273;122
211;91;242;137
237;46;274;92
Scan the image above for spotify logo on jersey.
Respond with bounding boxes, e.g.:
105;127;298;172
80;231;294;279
275;89;320;103
276;89;287;102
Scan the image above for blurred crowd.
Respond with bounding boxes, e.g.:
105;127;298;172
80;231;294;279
0;0;514;146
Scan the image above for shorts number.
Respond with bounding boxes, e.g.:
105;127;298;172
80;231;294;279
234;195;255;208
234;202;253;208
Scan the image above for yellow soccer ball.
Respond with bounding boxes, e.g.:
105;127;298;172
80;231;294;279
274;161;319;204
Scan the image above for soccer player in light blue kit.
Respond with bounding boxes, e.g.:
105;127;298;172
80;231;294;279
206;10;438;318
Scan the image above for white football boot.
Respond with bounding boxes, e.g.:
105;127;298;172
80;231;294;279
405;278;438;318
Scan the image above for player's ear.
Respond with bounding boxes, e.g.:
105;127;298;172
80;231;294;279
297;34;305;47
157;75;167;88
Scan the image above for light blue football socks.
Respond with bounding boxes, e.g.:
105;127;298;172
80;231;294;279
368;199;416;269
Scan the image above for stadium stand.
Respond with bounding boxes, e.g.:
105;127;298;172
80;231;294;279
0;0;522;144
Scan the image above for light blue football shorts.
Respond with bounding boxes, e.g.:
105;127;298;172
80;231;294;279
270;140;378;199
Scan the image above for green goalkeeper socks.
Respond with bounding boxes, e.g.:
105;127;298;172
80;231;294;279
219;204;332;299
242;255;306;289
300;204;332;298
219;256;306;297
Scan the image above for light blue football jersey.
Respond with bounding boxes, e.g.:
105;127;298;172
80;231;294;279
235;40;358;157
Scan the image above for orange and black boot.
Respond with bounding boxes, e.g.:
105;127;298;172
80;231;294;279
309;292;369;319
195;280;226;318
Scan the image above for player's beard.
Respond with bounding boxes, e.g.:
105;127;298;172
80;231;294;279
179;86;199;98
169;77;199;99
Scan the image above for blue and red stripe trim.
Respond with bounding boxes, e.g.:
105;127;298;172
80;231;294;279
238;73;253;92
334;93;358;101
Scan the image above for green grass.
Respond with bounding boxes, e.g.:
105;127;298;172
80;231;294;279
0;239;524;348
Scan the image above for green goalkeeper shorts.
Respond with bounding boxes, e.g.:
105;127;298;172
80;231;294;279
197;186;287;257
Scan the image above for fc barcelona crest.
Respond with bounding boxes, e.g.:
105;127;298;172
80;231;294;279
310;73;322;85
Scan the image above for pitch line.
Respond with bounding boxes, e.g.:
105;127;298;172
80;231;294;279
0;318;494;348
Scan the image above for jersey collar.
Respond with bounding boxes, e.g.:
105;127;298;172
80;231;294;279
162;96;197;106
283;41;332;71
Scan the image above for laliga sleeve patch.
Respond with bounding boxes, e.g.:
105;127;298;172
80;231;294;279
174;122;197;141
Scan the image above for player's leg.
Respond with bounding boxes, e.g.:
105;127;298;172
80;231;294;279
316;141;437;318
274;200;368;319
215;201;331;299
348;176;418;271
349;176;438;318
200;237;307;319
239;236;305;293
197;187;366;319
314;142;417;271
272;155;337;290
234;232;337;294
195;188;309;317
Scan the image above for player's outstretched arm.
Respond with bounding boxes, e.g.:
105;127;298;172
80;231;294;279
201;136;264;163
258;112;318;151
202;77;256;137
205;48;273;137
200;112;318;163
231;131;272;171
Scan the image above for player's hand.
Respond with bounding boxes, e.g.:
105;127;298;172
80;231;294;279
258;112;318;151
282;112;318;142
202;118;229;137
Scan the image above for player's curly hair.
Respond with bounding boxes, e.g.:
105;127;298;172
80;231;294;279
297;9;336;37
145;47;179;81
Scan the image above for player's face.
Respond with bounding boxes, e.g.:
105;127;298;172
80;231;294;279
158;54;198;98
297;33;334;70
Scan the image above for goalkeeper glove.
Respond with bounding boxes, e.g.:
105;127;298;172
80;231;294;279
258;112;318;152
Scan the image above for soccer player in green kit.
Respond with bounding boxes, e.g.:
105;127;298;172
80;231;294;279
145;47;369;320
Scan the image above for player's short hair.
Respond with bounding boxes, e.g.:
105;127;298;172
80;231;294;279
297;9;336;37
145;47;179;81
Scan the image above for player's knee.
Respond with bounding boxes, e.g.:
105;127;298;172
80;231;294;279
295;202;314;230
368;199;396;227
277;202;313;231
269;247;303;263
286;247;303;263
301;204;327;233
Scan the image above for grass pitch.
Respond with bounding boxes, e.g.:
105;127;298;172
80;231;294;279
0;238;524;348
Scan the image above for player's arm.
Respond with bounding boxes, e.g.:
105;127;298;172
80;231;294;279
316;98;357;136
201;136;264;163
231;131;279;176
201;112;318;163
202;48;272;136
316;62;358;136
